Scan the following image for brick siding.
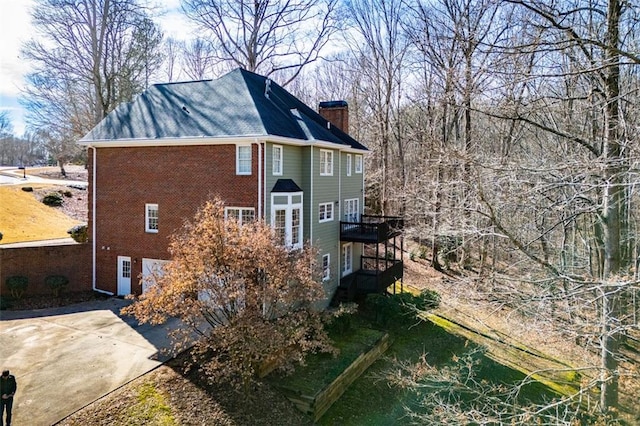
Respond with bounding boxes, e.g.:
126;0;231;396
88;144;260;294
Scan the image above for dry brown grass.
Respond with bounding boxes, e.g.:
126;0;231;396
0;184;83;244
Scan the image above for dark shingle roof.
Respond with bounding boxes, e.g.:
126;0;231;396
81;68;367;151
271;179;303;193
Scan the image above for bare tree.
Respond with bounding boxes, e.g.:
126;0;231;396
0;111;13;138
22;0;164;170
182;38;218;80
181;0;339;85
343;0;410;216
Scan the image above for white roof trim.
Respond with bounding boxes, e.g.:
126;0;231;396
79;134;368;152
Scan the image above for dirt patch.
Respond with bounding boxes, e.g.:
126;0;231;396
33;186;88;222
58;352;314;426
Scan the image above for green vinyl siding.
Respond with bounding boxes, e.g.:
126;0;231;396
265;142;304;219
312;146;340;303
264;142;366;307
339;151;364;270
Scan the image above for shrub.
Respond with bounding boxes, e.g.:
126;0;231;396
6;276;28;300
326;302;358;336
418;245;429;260
67;224;88;243
0;231;3;241
45;275;69;297
62;190;73;198
42;193;63;207
21;186;33;192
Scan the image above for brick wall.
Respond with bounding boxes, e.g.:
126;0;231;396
88;144;260;294
0;243;91;296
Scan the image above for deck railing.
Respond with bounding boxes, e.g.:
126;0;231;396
340;215;403;243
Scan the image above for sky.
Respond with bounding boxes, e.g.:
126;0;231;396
0;0;192;137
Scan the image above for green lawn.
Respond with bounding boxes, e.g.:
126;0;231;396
316;316;558;425
267;317;385;395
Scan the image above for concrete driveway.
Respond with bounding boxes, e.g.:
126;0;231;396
0;298;182;426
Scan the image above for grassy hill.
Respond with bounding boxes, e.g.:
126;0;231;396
0;185;83;244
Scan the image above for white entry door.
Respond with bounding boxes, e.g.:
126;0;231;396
117;256;132;296
342;243;353;276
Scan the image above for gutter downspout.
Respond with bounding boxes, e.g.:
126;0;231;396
256;139;262;218
310;146;314;243
90;146;113;295
338;150;342;222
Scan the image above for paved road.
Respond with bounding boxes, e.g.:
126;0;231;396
0;167;87;187
0;298;182;426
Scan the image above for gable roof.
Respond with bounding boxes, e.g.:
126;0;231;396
80;68;367;151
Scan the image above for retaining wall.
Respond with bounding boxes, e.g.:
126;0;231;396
278;333;392;421
0;241;91;297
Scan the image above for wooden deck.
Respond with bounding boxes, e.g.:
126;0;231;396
340;215;403;244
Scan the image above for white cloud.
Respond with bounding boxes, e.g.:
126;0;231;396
0;0;35;136
0;0;34;96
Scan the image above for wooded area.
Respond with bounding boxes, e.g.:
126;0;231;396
3;0;638;421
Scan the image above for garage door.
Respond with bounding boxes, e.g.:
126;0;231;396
141;258;169;293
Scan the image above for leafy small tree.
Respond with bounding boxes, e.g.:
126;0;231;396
123;198;335;391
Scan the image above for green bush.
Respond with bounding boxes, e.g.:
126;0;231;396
0;231;3;241
45;275;69;297
42;193;63;207
325;303;358;336
62;190;73;198
67;224;88;243
365;290;440;328
6;276;28;299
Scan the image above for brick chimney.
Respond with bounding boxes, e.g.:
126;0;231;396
319;101;349;134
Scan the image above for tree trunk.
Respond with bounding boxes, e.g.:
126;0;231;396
600;0;623;411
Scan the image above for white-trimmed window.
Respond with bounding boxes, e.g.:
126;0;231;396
355;154;363;174
225;207;255;225
273;145;283;175
145;203;158;233
346;154;352;176
322;253;331;281
271;192;303;249
237;145;252;175
319;202;334;223
344;198;360;223
320;149;333;176
342;243;353;276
